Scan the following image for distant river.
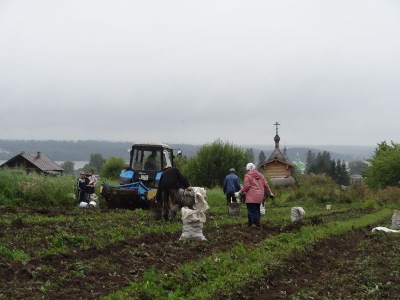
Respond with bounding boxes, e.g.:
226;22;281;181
55;161;89;170
0;160;89;170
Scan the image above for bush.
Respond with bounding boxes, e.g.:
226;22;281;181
185;139;248;188
0;168;77;207
100;157;126;181
363;199;378;210
372;186;400;206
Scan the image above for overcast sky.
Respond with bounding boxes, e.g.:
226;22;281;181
1;1;399;147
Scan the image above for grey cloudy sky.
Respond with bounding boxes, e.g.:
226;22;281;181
1;1;399;147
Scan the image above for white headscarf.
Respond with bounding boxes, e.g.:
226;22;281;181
246;163;256;171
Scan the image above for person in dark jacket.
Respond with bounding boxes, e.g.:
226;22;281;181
223;168;241;205
156;165;192;221
77;172;89;204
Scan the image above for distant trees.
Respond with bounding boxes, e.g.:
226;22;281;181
305;150;316;174
305;150;332;174
335;159;350;185
184;139;248;188
246;148;255;163
316;151;332;175
364;141;400;190
61;161;74;175
258;151;266;166
82;164;95;173
82;153;106;173
100;157;126;180
174;155;189;177
305;150;350;185
348;160;368;175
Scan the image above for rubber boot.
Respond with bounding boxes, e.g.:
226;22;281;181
247;217;253;227
254;221;262;230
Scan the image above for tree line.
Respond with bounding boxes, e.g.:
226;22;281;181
67;139;395;191
304;150;350;185
364;141;400;190
303;149;373;187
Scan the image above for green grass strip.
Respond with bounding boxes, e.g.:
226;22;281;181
103;208;392;300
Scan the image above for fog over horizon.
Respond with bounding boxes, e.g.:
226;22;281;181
1;1;399;147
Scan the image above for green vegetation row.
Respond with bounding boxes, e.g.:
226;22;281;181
2;166;400;209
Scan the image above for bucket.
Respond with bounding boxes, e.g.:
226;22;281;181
326;205;331;210
228;203;241;216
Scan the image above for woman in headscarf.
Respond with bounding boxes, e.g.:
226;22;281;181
236;163;274;229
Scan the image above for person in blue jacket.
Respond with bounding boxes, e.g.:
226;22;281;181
223;168;241;205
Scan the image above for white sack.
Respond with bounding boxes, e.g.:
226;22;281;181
192;187;209;212
181;207;206;223
291;207;306;222
192;187;206;198
89;193;99;203
79;201;98;208
179;220;207;241
372;226;400;233
88;201;98;208
391;210;400;229
179;188;208;241
260;203;266;215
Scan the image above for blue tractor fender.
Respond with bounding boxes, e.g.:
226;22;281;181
120;169;135;184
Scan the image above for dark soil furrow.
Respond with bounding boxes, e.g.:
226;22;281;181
0;223;283;299
215;225;400;299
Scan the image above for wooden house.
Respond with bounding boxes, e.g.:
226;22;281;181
0;151;64;175
259;124;297;186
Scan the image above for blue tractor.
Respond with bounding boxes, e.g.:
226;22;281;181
100;143;181;209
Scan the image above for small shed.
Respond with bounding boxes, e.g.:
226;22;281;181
0;151;64;175
259;124;297;186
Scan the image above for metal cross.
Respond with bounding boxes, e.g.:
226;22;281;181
273;122;280;134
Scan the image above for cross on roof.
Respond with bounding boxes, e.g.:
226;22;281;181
273;122;280;134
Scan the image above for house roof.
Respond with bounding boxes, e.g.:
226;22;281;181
261;146;296;168
1;152;64;172
22;153;64;171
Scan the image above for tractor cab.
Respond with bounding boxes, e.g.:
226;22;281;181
119;143;181;188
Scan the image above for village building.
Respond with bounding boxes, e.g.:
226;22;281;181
292;153;306;174
259;122;297;186
0;151;64;175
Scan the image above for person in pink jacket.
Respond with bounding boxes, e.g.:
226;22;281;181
236;163;275;229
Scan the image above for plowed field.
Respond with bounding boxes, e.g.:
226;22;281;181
0;205;398;299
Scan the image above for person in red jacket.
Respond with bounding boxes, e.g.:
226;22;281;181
236;163;274;229
156;165;192;222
